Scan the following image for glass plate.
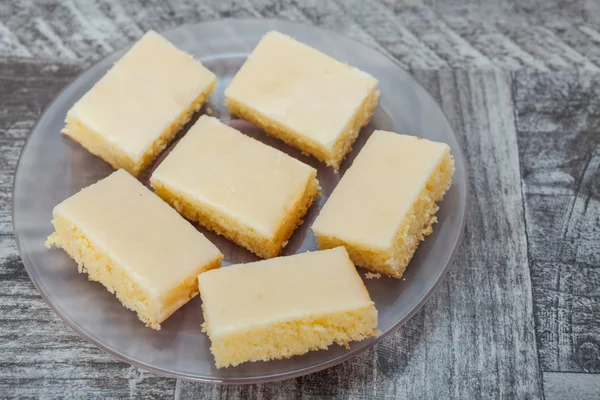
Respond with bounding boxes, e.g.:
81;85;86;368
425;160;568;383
12;19;468;384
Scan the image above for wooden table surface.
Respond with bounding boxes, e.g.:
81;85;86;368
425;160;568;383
1;1;599;399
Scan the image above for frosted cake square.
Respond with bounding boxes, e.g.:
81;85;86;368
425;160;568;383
46;170;223;329
150;116;319;259
198;247;378;368
63;30;217;176
225;31;379;170
312;131;455;279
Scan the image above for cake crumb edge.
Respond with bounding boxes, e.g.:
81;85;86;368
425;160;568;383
365;272;382;280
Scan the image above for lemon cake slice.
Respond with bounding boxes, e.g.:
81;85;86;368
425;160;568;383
198;247;378;368
63;30;217;176
46;170;223;329
312;131;455;279
150;115;319;259
225;31;379;170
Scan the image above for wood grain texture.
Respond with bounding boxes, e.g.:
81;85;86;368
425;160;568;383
0;0;599;69
544;372;600;400
172;70;543;400
1;0;599;398
0;59;176;399
514;71;600;373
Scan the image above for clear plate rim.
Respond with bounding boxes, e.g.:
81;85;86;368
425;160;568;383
11;17;469;384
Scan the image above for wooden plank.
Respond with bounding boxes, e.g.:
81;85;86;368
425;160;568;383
498;24;600;71
0;22;32;58
174;70;543;399
0;59;82;235
380;0;600;71
514;71;600;372
0;59;176;398
382;4;494;69
246;0;310;22
438;13;549;70
0;0;598;70
290;0;393;58
544;22;600;69
335;0;448;70
544;372;600;400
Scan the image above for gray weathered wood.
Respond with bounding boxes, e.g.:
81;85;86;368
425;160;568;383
1;0;600;398
514;71;600;373
0;0;599;70
544;372;600;400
